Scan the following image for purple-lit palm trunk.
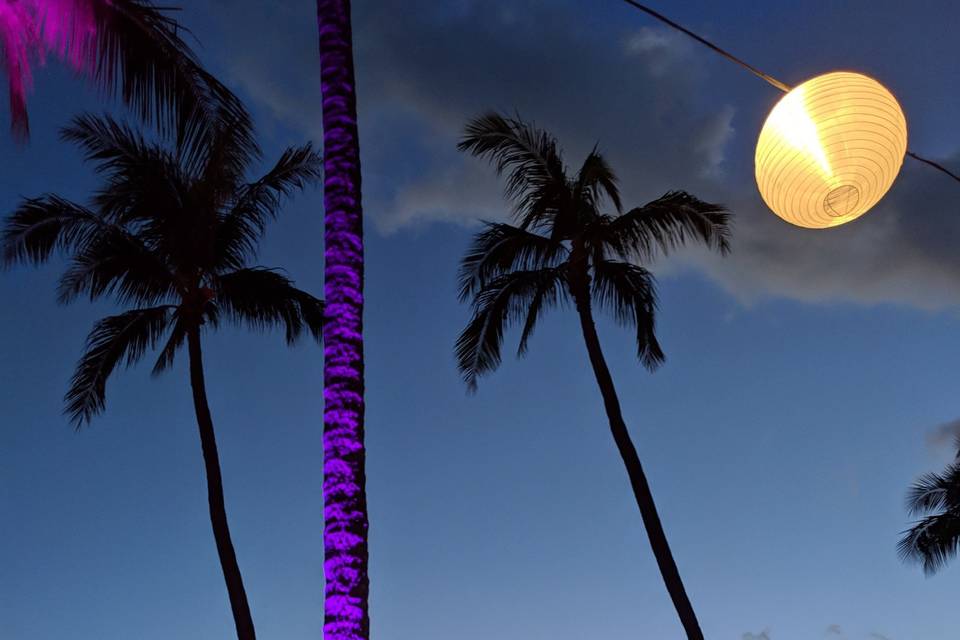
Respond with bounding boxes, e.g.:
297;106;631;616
317;2;369;639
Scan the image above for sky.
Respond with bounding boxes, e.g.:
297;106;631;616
3;1;960;638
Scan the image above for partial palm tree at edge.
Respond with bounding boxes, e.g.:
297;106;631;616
1;112;324;640
0;0;252;150
899;447;960;575
455;112;732;640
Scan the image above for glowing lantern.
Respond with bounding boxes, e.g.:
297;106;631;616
755;71;908;228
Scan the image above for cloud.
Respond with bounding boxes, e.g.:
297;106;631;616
623;26;694;77
383;161;501;233
704;155;960;310
926;418;960;453
743;624;893;640
205;0;735;227
205;0;960;310
351;1;737;234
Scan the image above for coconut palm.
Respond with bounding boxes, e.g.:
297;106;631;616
0;0;250;148
455;113;732;640
1;112;323;640
316;2;369;638
899;453;960;575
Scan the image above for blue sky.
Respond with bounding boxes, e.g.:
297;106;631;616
3;1;960;638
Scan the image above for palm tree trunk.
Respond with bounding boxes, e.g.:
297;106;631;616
186;327;257;640
317;2;370;639
572;288;704;640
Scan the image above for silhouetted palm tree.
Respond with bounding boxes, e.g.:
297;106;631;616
899;452;960;575
455;113;732;640
316;2;370;638
0;0;250;147
1;112;323;640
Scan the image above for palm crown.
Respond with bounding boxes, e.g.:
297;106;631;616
899;454;960;574
455;113;731;389
1;112;324;425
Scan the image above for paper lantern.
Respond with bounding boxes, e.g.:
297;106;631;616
755;71;907;229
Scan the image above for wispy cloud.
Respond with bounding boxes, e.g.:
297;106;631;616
926;418;960;454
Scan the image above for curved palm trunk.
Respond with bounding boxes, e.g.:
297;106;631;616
186;328;257;640
316;2;370;639
571;287;704;640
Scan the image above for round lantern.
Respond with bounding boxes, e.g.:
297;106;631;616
755;71;908;229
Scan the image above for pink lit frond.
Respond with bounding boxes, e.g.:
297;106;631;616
0;0;40;138
0;0;108;138
34;0;99;74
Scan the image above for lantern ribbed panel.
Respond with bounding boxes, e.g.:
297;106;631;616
755;72;907;229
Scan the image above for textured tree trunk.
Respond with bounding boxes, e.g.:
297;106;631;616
571;283;704;640
316;2;370;639
186;327;257;640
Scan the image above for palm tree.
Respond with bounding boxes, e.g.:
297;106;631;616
316;2;369;638
455;113;732;640
1;112;324;640
899;451;960;575
0;0;251;148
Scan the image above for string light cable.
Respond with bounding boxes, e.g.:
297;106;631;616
619;0;960;184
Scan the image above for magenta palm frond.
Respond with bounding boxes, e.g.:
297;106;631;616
0;0;39;137
1;0;252;149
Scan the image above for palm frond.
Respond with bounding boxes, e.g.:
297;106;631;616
214;268;324;344
592;259;664;370
70;0;256;163
215;143;322;270
1;195;116;266
457;222;568;302
61;114;186;225
65;304;175;426
0;0;36;139
605;191;731;262
576;147;622;214
4;1;254;151
151;313;186;376
61;113;152;172
194;113;264;194
458;112;569;229
517;267;568;355
56;229;177;305
455;268;567;390
906;465;960;516
898;512;960;575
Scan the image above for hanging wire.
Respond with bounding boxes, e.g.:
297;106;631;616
620;0;790;92
619;0;960;184
905;152;960;182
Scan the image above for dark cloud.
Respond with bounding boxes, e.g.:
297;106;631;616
352;1;737;233
207;0;736;227
926;418;960;453
827;624;845;636
706;155;960;310
743;631;771;640
207;0;960;310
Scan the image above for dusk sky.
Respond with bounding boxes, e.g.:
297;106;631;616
4;1;960;639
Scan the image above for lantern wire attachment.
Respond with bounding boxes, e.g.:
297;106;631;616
619;0;960;185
